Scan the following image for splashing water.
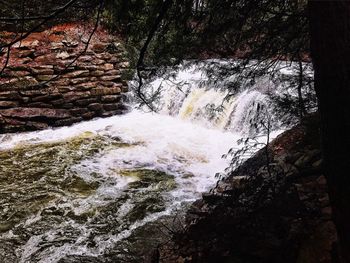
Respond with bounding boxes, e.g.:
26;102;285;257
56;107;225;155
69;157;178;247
0;61;291;262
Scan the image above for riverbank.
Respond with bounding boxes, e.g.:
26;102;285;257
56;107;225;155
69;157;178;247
163;114;337;263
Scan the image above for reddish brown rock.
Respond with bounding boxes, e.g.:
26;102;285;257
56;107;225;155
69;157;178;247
18;50;35;58
26;121;49;130
63;91;91;102
92;43;107;53
36;75;52;81
105;69;120;76
101;95;121;103
30;68;54;75
103;63;114;71
90;70;105;77
20;89;48;97
27;102;53;108
99;81;114;87
82;111;96;119
64;70;90;78
75;82;97;91
0;23;129;133
69;108;89;116
103;103;119;111
99;75;121;81
91;87;121;96
69;77;91;85
0;107;70;119
35;54;56;64
75;98;97;106
0;101;19;108
32;94;62;102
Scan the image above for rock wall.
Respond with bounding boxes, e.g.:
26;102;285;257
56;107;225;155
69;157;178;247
0;23;130;133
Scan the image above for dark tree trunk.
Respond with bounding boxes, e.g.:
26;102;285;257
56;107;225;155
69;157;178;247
309;1;350;262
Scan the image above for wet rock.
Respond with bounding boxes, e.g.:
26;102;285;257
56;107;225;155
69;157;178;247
122;85;129;92
101;110;124;117
26;121;49;130
54;117;83;126
82;111;96;119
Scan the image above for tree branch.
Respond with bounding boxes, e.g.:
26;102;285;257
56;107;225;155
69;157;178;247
135;0;173;111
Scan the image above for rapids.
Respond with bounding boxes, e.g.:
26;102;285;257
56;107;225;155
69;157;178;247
0;61;296;262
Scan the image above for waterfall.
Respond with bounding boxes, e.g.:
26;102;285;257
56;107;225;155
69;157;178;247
0;59;312;262
143;61;291;136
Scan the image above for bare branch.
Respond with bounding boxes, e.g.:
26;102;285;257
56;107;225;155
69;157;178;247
135;0;173;111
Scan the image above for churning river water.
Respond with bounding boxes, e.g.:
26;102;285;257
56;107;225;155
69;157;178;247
0;110;246;262
0;61;296;262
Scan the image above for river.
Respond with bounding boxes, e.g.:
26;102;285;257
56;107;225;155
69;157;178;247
0;62;294;262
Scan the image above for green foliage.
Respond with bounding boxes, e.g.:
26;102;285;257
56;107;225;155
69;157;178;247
0;0;100;31
104;0;309;67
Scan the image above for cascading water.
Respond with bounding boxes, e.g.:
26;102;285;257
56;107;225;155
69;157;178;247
0;60;303;262
153;61;288;135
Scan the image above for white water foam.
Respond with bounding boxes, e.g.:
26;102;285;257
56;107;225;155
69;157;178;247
1;60;303;262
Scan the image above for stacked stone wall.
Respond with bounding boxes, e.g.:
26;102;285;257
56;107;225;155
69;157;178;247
0;23;130;133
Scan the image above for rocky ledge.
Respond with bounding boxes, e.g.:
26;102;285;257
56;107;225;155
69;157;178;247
0;23;130;133
162;114;337;263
